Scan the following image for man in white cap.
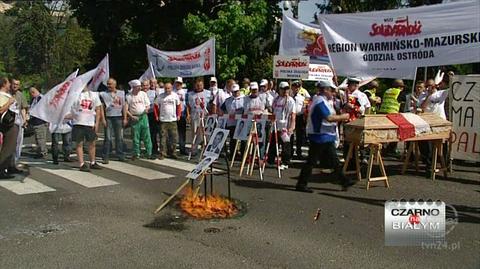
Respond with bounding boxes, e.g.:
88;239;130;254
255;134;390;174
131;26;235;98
259;79;273;111
174;77;187;155
267;81;296;169
296;80;353;192
125;79;154;160
243;82;266;116
219;83;244;157
70;84;103;172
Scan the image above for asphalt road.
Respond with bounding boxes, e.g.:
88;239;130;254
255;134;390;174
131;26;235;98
0;135;478;269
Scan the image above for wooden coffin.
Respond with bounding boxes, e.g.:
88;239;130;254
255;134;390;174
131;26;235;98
344;113;452;144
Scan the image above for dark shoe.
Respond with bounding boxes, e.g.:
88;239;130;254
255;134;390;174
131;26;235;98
52;160;59;165
64;157;73;162
118;157;126;162
90;162;102;170
0;172;15;180
147;155;156;160
179;150;188;156
80;164;90;172
103;158;109;164
168;154;178;159
157;155;165;160
295;185;314;193
34;153;47;159
425;170;432;179
341;180;356;191
6;167;23;174
131;155;138;161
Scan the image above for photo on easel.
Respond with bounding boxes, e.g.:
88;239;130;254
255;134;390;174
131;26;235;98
233;118;252;141
203;128;229;157
255;119;267;143
217;115;227;129
204;115;217;135
186;156;216;179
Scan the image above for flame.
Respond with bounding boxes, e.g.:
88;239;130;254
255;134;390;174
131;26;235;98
179;188;238;219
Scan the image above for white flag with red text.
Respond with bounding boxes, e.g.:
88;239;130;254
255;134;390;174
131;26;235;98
88;54;109;91
30;68;97;128
139;62;155;81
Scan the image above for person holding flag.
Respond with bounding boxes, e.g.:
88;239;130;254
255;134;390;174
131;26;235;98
126;79;154;160
70;85;103;172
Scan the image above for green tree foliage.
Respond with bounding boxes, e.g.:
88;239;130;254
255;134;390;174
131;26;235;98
0;1;94;90
12;2;55;77
51;18;94;81
184;0;281;81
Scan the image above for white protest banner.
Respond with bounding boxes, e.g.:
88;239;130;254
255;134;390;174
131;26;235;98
306;64;334;81
317;1;480;79
139;62;155;81
450;75;480;162
273;55;309;79
31;69;97;127
29;69;78;122
279;14;330;64
88;54;109;91
147;38;215;78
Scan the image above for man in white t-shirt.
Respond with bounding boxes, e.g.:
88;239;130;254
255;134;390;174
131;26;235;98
71;86;103;172
243;82;266;116
174;77;187;155
156;82;181;159
126;79;153;160
418;78;449;177
291;82;307;159
186;79;211;155
268;81;296;169
100;78;126;163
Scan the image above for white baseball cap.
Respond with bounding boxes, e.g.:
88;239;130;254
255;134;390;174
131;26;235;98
175;77;183;83
279;81;289;89
128;79;141;87
259;79;268;86
210;77;217;83
250;82;259;90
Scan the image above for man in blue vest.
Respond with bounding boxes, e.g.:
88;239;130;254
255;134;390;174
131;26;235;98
296;80;354;193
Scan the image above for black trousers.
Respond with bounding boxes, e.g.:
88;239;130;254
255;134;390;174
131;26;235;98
267;132;291;165
291;115;306;157
148;113;159;155
297;141;346;188
0;125;19;170
177;117;187;153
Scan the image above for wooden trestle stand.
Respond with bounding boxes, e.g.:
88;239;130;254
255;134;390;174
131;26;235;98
343;113;452;190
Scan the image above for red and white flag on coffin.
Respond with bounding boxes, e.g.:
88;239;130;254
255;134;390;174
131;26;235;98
88;54;109;91
386;112;431;141
30;68;97;127
139;62;155;81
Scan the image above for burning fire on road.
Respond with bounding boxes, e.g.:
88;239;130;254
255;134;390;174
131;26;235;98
179;188;238;219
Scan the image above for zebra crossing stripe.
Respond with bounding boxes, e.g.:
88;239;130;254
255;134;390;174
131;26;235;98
0;177;56;195
39;168;119;188
102;160;174;180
